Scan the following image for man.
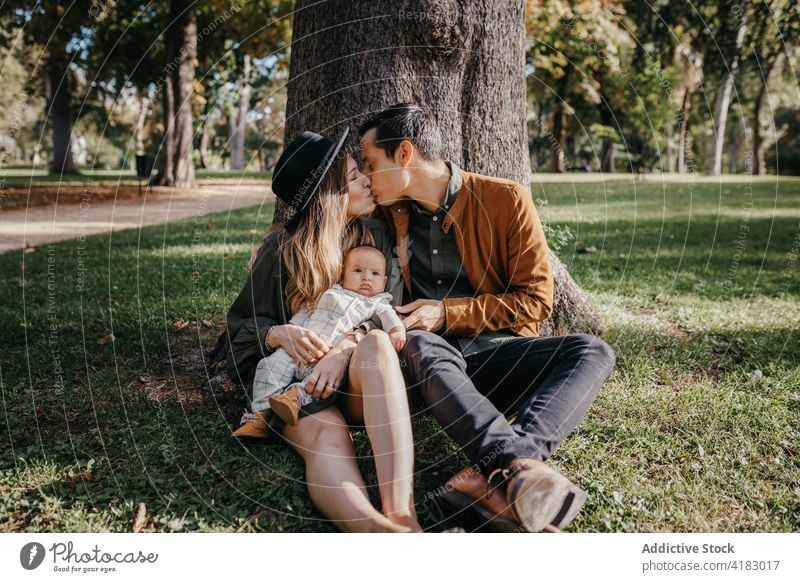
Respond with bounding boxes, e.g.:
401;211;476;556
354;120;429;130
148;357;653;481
358;103;616;532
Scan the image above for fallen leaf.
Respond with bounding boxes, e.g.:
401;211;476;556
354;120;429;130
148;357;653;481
132;502;147;533
578;246;598;254
96;333;115;345
24;246;36;254
201;320;214;328
173;319;190;330
68;471;94;482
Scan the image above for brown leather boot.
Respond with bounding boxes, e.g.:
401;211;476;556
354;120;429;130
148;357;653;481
439;467;523;532
490;457;587;533
269;386;301;426
231;411;269;441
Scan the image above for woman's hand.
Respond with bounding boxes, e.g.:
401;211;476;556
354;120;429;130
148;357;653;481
269;324;331;367
305;344;352;400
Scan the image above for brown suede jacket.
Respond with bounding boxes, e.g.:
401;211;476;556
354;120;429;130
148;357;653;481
379;170;553;337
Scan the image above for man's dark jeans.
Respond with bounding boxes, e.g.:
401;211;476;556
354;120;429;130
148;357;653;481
399;331;616;475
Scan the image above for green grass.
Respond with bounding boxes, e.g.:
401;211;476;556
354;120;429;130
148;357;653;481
1;177;798;532
1;167;271;187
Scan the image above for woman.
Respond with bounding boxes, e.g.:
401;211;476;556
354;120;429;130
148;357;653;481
225;129;419;533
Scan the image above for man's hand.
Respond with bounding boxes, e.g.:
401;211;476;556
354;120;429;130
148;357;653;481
388;326;406;352
395;299;445;332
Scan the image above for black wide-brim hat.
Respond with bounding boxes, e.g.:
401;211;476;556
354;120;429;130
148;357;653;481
271;128;350;231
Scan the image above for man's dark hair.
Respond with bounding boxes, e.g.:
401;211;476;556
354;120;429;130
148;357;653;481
358;102;443;162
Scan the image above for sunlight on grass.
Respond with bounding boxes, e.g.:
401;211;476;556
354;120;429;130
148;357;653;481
1;178;797;532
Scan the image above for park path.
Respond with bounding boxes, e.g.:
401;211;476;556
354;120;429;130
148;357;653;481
0;183;273;254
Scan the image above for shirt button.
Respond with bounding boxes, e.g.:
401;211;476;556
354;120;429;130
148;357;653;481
437;279;443;285
432;249;438;254
432;216;438;221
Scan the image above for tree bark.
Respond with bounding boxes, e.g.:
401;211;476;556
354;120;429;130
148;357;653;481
230;54;252;171
727;121;738;174
753;81;766;175
599;98;616;173
705;0;749;176
677;87;692;174
753;53;782;176
549;73;569;173
156;0;197;188
45;42;77;174
198;116;210;169
134;90;152;156
278;0;604;336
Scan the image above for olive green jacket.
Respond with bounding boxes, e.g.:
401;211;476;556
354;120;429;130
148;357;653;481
225;218;401;395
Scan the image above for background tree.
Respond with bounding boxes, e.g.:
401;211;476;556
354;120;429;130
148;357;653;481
0;29;46;165
526;0;632;173
198;0;292;171
154;0;198;187
0;1;91;174
704;0;750;176
739;0;800;174
279;0;604;335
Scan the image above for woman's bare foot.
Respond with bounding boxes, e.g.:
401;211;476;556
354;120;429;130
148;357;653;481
385;511;423;532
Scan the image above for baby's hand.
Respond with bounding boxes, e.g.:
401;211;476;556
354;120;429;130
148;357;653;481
388;326;406;352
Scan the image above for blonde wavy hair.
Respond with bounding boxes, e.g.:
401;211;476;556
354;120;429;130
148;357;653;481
280;154;375;314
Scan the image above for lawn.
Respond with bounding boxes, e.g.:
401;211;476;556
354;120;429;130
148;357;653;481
1;175;798;532
1;167;271;188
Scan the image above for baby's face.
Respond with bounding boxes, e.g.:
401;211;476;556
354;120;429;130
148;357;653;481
341;248;388;297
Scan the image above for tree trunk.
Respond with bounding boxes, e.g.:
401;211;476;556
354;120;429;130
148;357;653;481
599;99;615;173
600;140;614;173
134;91;152;156
45;43;77;175
753;81;766;175
198;99;213;170
549;73;569;173
666;124;674;173
705;0;749;176
278;0;604;337
753;53;782;176
156;0;197;188
677;87;692;174
198;117;210;169
230;54;252;171
727;121;738;174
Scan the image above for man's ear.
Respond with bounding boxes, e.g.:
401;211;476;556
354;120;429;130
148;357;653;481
397;140;414;167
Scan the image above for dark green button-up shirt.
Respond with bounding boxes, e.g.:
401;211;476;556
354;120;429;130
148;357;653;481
406;163;516;358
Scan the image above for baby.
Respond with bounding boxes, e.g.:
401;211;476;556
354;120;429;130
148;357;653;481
245;245;405;428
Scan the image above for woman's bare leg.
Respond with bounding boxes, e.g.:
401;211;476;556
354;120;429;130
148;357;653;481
282;406;411;532
340;330;420;531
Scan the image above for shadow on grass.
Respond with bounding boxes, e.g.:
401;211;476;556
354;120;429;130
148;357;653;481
2;184;798;531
